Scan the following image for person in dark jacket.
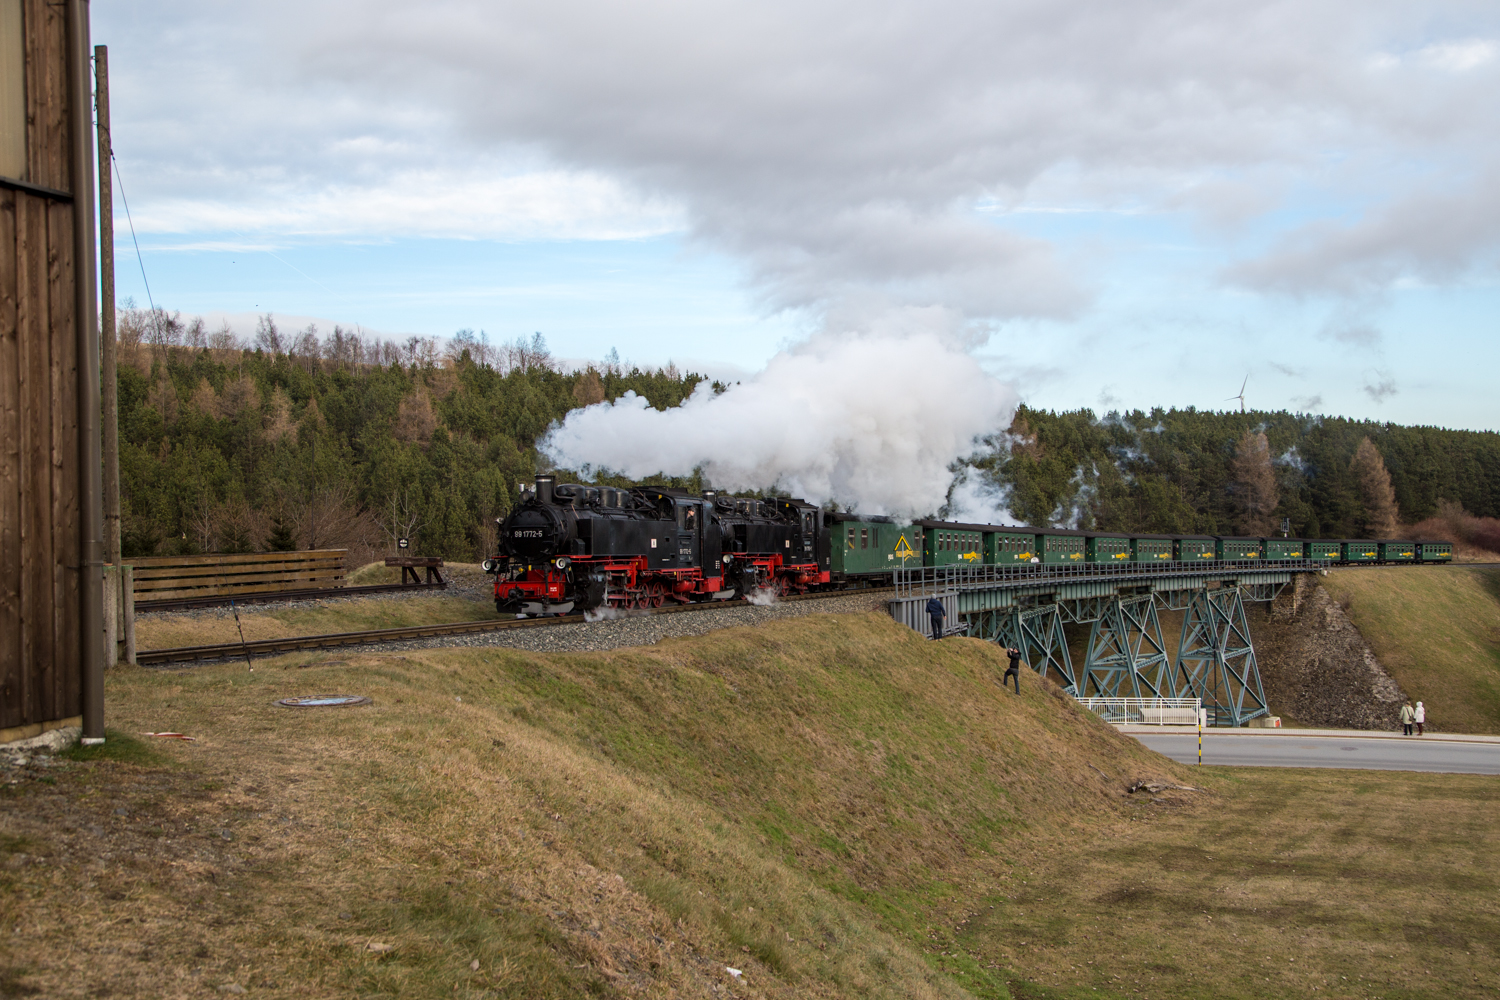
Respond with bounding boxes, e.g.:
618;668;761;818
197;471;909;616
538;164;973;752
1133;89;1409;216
1003;647;1022;693
926;596;945;640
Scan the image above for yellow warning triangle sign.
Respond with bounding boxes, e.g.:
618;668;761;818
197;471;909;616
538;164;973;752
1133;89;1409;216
893;534;916;559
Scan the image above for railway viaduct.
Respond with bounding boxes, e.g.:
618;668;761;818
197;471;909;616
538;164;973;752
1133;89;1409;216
891;561;1319;726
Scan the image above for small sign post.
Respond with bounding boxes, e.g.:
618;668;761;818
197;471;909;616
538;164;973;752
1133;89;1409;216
397;538;409;550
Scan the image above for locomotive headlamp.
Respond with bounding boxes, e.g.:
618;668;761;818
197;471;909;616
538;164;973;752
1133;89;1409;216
555;557;571;569
722;554;733;565
481;558;498;574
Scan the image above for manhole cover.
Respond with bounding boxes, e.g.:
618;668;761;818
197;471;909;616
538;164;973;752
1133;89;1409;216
275;695;372;708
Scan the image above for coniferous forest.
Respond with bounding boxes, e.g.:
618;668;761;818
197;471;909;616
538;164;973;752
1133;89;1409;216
116;307;1500;564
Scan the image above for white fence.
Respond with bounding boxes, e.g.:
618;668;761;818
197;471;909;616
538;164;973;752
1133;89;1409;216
1077;697;1204;726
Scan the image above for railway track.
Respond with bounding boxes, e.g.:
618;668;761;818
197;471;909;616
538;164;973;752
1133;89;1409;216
136;587;895;666
136;581;448;613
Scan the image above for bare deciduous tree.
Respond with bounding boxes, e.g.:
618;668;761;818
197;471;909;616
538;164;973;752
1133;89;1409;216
572;368;605;406
375;488;426;554
1351;437;1400;536
255;313;284;357
1229;429;1279;536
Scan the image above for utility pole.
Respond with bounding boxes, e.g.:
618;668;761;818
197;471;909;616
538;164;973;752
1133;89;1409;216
96;44;118;567
95;44;133;665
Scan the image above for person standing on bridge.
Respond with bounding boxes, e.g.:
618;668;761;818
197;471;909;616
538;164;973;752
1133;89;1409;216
1003;647;1022;694
1415;700;1425;735
926;595;945;641
1399;700;1415;736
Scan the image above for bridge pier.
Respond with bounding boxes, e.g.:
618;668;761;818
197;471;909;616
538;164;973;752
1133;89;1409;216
1174;586;1269;726
1077;594;1172;700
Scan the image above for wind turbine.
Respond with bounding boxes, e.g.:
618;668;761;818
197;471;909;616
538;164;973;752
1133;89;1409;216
1226;374;1248;413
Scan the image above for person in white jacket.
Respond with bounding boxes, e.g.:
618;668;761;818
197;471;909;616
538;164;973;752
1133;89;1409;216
1415;700;1426;736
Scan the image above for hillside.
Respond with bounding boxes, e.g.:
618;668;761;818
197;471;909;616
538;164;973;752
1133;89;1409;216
4;613;1187;999
1321;566;1500;735
8;611;1500;998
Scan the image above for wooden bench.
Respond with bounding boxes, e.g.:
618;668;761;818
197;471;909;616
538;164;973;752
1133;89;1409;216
385;556;445;586
131;550;347;603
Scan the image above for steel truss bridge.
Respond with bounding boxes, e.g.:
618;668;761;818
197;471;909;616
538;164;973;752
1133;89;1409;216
891;560;1319;726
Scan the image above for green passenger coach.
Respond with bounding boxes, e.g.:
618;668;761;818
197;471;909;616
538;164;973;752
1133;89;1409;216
1086;532;1132;563
1217;537;1263;561
1176;536;1217;562
918;520;987;567
1306;541;1341;560
988;530;1038;564
1378;540;1416;562
1037;530;1086;564
1417;541;1453;562
1131;535;1176;562
827;514;923;576
1262;538;1303;559
1342;541;1379;562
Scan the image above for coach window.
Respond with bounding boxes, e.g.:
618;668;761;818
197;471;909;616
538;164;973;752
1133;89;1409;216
0;0;23;180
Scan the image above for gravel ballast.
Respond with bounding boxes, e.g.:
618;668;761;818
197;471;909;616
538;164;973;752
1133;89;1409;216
142;590;897;666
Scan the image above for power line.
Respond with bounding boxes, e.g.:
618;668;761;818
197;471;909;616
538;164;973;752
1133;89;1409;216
111;156;158;317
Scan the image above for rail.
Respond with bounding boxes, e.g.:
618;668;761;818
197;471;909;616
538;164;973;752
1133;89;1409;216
893;558;1330;598
136;586;892;665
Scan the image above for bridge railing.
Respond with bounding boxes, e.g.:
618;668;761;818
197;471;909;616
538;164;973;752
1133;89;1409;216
1077;697;1203;726
893;559;1317;598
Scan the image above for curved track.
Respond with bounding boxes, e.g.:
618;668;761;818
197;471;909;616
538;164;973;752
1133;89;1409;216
136;587;894;666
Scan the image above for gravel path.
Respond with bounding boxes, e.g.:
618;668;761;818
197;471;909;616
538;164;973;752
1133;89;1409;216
379;591;891;657
142;590;893;667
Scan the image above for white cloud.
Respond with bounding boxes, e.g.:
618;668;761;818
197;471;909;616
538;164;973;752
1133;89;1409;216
96;0;1500;317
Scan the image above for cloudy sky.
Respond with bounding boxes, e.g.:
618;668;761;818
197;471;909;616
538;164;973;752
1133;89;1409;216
96;0;1500;430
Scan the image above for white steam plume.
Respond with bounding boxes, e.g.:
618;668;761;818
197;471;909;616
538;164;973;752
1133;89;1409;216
543;315;1016;515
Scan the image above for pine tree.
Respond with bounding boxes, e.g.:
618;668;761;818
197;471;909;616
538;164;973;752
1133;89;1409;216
266;515;298;552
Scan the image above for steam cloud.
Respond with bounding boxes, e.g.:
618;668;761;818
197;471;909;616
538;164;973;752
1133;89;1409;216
543;315;1015;515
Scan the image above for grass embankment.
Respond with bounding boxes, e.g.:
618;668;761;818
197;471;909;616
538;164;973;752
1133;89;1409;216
4;612;1498;999
134;562;497;651
1323;566;1500;735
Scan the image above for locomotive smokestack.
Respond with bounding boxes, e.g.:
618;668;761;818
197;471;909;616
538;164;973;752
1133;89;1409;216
535;475;555;504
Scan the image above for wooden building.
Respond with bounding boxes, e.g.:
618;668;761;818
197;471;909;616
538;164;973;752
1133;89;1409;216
0;0;103;744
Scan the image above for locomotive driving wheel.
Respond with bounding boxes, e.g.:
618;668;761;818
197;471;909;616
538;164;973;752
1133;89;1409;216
645;581;667;608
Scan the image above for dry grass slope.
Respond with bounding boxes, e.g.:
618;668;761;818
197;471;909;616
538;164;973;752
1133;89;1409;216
1322;567;1500;734
1;612;1185;999
10;610;1497;999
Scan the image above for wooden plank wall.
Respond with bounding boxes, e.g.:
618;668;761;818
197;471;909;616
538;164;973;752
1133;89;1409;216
131;551;349;603
0;0;82;733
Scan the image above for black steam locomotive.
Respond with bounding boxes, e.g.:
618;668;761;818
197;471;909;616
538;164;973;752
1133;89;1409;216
484;475;830;614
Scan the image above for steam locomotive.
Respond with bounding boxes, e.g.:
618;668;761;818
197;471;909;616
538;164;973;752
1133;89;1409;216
484;474;1456;615
483;475;830;614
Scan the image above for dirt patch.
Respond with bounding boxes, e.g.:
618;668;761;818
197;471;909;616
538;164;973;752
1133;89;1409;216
1248;574;1405;729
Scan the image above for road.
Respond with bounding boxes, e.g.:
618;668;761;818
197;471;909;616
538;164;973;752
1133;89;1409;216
1131;731;1500;774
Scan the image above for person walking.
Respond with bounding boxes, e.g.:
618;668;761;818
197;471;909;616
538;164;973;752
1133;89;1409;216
926;595;946;641
1399;700;1415;736
1415;700;1425;736
1003;646;1022;694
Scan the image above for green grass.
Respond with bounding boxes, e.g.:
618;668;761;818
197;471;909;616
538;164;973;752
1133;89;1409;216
1324;566;1500;734
60;727;172;767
